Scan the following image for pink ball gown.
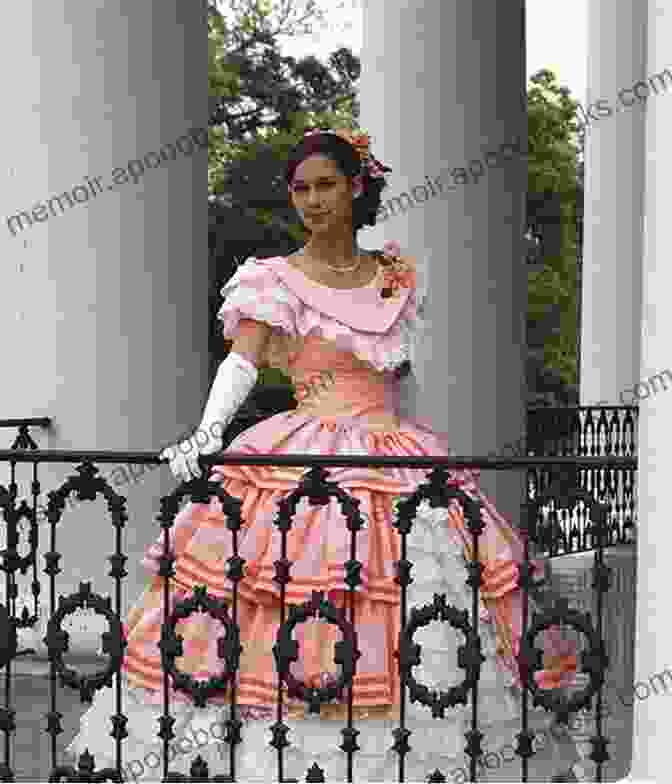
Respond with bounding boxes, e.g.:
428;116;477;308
66;246;578;782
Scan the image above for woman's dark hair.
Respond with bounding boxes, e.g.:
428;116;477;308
285;131;390;236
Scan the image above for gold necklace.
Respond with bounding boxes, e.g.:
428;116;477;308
300;245;363;274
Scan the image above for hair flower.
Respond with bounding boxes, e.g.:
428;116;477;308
301;127;391;183
383;240;402;258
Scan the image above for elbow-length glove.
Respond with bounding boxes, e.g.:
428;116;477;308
160;351;258;482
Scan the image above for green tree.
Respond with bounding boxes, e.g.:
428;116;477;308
208;0;360;387
208;0;360;235
526;68;583;402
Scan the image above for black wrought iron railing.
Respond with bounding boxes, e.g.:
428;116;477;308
525;407;637;556
526;406;637;458
0;418;636;782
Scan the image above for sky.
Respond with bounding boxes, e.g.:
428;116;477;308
269;0;588;105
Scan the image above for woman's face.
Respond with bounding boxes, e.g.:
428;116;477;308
288;154;357;235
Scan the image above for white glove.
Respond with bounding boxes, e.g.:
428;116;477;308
160;351;258;482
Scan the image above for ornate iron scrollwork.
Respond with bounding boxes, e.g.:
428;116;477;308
398;593;485;719
44;582;126;703
519;595;609;725
159;584;241;710
0;488;40;635
273;589;361;715
47;749;122;783
162;753;233;782
0;603;17;671
0;500;38;579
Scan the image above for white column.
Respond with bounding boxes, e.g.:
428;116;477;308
580;0;647;407
358;0;527;523
550;547;638;780
0;1;207;659
629;2;672;779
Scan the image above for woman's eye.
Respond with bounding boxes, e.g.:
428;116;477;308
292;182;335;193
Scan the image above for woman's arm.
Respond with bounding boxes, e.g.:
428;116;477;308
229;318;272;368
161;318;272;482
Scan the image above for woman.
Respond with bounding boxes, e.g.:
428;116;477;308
66;128;584;782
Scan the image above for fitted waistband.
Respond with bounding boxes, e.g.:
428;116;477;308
290;368;400;420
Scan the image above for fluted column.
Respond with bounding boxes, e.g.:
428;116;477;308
0;1;207;658
358;0;527;524
629;1;672;778
550;546;637;780
580;0;647;407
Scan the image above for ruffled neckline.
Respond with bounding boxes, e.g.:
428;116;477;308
217;246;423;373
265;254;412;335
281;253;381;292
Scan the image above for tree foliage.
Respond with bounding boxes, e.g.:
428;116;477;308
526;69;583;402
208;0;359;203
208;0;361;385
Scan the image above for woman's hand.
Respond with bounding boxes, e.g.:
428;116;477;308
158;333;265;484
159;426;223;483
